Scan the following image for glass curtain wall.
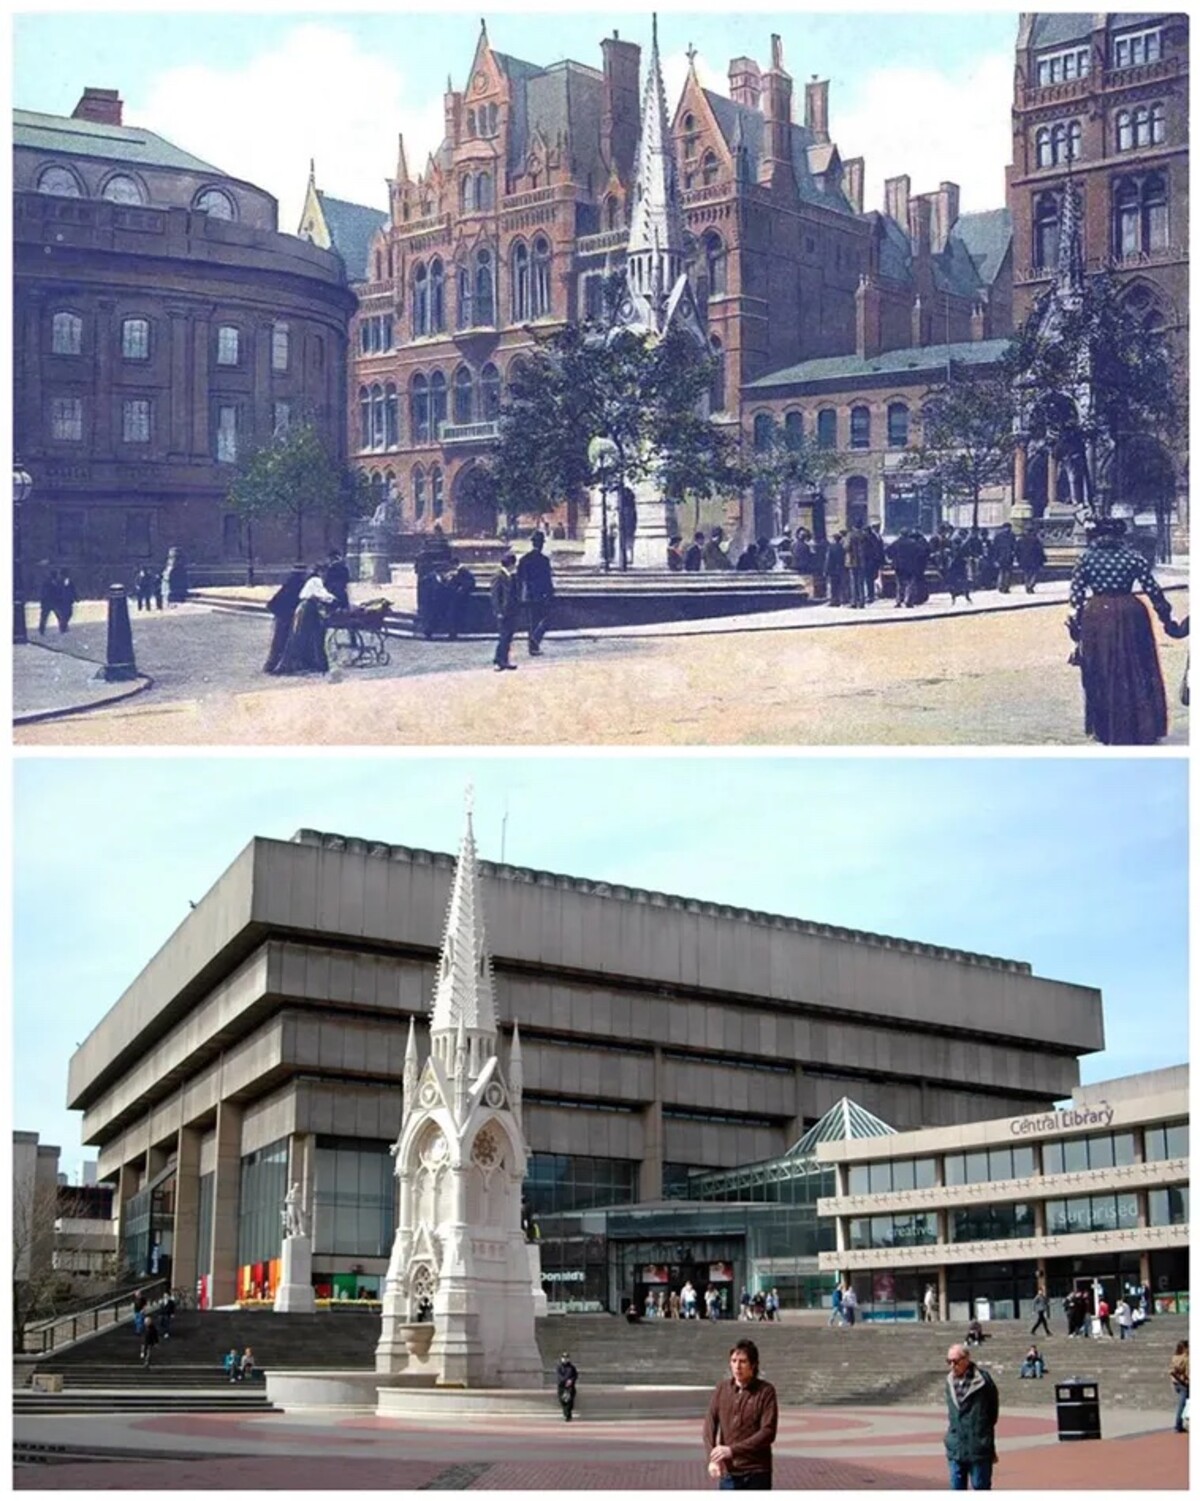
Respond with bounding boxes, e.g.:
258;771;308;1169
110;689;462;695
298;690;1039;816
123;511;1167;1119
312;1139;395;1258
237;1139;288;1267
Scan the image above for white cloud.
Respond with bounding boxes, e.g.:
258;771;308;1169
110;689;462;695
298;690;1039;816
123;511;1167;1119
834;51;1013;215
132;22;445;230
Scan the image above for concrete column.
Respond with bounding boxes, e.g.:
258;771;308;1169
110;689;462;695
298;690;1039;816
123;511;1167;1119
209;1100;243;1306
835;1214;847;1255
115;1161;138;1274
172;1125;203;1297
937;1263;949;1321
641;1048;663;1201
146;1142;170;1182
191;310;211;457
1033;1200;1046;1237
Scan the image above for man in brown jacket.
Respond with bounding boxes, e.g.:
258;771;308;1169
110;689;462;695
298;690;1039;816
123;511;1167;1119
702;1338;778;1489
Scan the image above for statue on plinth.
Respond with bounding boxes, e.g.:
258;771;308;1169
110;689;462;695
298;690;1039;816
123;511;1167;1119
274;1180;315;1313
282;1180;307;1239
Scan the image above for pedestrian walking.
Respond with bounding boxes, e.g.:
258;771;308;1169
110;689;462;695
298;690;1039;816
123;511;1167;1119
54;571;77;632
1066;517;1181;745
828;1283;844;1327
37;568;61;636
1015;527;1045;593
490;552;521;671
1170;1340;1188;1433
1098;1297;1114;1337
684;532;705;572
515;530;555;655
823;531;847;606
765;1289;779;1323
845;523;868;608
444;565;476;640
944;1342;999;1490
556;1351;579;1422
702;1338;778;1490
159;1292;176;1339
275;567;333;675
991;523;1016;593
863;523;885;603
263;566;307;674
1116;1298;1133;1340
323;550;351;610
1030;1288;1052;1337
924;1284;938;1323
667;535;685;572
841;1285;857;1327
140;1314;159;1367
682;1280;698;1319
703;527;731;571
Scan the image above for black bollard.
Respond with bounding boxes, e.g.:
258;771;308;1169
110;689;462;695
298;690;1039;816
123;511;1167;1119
97;584;139;682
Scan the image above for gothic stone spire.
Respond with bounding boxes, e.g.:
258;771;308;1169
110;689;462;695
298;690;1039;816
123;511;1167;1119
626;13;687;334
1055;172;1085;309
429;789;497;1045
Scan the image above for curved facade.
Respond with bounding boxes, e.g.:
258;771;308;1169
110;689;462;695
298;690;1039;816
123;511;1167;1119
13;90;357;593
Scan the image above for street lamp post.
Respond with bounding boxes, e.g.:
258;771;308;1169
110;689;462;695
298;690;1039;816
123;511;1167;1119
13;462;32;645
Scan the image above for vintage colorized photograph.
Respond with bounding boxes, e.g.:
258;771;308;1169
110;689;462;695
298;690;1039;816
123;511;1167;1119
9;7;1190;749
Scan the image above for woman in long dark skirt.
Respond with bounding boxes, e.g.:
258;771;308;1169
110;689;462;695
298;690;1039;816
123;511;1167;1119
276;567;334;675
264;567;307;673
1067;519;1179;744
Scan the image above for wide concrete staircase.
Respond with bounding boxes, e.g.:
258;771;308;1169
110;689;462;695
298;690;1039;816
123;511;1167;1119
537;1313;1189;1412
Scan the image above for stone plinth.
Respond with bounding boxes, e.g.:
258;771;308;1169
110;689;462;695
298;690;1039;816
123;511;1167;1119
582;475;676;570
273;1235;315;1313
358;548;394;585
375;1382;711;1421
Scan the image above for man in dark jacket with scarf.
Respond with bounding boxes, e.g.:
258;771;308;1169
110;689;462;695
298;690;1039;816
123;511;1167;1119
944;1343;999;1490
556;1351;578;1421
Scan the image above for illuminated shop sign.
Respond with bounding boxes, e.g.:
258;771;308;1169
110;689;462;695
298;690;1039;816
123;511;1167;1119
542;1270;586;1283
1009;1101;1114;1137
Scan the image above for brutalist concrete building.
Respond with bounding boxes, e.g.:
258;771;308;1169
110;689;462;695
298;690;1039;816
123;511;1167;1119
67;829;1104;1309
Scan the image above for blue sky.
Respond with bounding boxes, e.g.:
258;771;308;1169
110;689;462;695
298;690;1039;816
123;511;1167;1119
13;8;1020;229
12;755;1188;1181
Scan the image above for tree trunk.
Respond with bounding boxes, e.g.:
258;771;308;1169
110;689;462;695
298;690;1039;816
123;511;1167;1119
246;519;256;588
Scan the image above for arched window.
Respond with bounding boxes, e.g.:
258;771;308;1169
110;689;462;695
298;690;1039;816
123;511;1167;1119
384;383;399;448
370;471;385;507
1149;102;1166;145
453;366;474;425
1116;110;1134;152
370;382;385;449
850;405;871;449
817;409;837;449
477;171;493;211
709;335;725;413
480;363;501;421
431;465;445;519
457;263;473;328
1114;174;1169;256
413;464;426;519
1033;192;1060;269
460;175;474;213
683;114;697;159
475;248;495;324
531;237;551;318
753;412;774;451
121;316;150;361
194;187;235;220
37;164;82;197
784;410;804;450
846;476;870;528
1036;127;1053;168
411;374;430;443
430;258;445;332
887;402;910;448
512;242;530;321
606;196;619;231
101;173;144;205
375;249;383;281
384;472;399;520
702;151;719;186
466;109;477;138
488;104;498;135
507;355;530;397
386;246;394;281
413;263;429;335
1067;121;1082;161
704;231;726;296
51;311;83;355
1051;124;1068;165
359;386;372;450
430;370;447;436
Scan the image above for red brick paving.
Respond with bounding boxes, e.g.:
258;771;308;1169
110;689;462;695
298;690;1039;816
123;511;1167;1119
15;1434;1187;1490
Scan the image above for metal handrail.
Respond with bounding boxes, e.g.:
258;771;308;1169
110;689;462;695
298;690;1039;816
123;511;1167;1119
25;1276;169;1356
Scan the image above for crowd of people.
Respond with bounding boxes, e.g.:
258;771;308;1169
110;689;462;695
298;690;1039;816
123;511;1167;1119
665;520;1049;608
262;550;352;675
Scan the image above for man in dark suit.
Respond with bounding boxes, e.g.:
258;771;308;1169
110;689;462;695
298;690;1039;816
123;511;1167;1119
490;552;521;670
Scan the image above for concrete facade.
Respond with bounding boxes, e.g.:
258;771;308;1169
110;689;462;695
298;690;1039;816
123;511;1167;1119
816;1067;1188;1319
68;828;1104;1301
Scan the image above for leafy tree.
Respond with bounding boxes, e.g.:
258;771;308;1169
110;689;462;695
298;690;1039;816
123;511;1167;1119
905;368;1015;532
227;420;370;575
1005;272;1180;512
485;294;743;544
744;417;844;537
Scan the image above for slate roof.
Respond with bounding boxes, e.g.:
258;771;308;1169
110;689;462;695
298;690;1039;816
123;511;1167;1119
869;205;1011;301
317;191;388;284
949;208;1012;290
1029;12;1167;50
746;336;1011;392
13;107;225;174
702;88;856;215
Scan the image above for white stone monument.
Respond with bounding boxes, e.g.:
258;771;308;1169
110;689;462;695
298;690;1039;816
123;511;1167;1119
274;1180;316;1313
376;791;543;1387
582;16;705;570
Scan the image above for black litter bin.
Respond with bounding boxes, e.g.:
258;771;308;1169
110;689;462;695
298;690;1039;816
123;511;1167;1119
1055;1378;1101;1441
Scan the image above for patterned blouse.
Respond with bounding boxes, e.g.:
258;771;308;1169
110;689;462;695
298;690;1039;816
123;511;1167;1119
1069;541;1169;618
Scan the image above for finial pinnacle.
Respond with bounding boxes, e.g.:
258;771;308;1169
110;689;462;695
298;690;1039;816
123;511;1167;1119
686;42;697;68
464;782;475;817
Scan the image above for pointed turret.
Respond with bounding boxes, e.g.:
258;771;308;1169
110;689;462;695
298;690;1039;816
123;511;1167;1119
429;789;498;1077
626;13;687;334
395;133;410;186
1055;172;1085;309
509;1020;524;1127
402;1017;419;1126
